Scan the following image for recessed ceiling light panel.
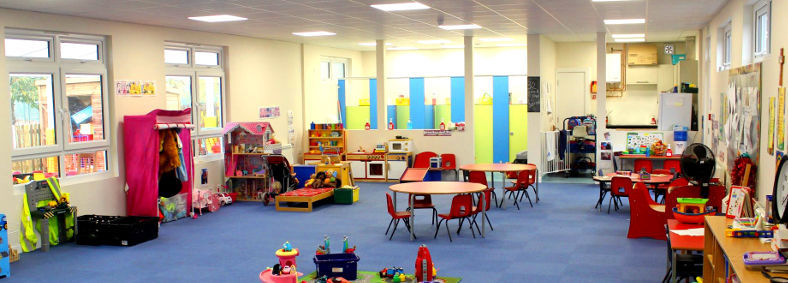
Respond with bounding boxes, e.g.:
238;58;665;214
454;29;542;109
417;39;451;44
359;42;392;46
292;31;336;37
479;38;513;42
614;38;646;43
388;46;418;50
371;2;430;11
612;33;645;38
592;0;640;2
439;24;482;30
188;15;247;22
604;19;646;25
496;43;527;47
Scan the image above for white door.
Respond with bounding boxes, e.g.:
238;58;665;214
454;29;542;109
556;72;587;125
387;161;408;180
349;161;366;179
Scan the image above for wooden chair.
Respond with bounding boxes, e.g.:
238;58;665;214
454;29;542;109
385;193;413;240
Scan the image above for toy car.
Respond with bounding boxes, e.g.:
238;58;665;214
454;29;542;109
217;193;233;205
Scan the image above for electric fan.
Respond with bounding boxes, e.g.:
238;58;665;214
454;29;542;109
679;143;716;197
772;158;788;224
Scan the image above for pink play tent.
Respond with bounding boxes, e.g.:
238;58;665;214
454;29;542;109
123;109;194;217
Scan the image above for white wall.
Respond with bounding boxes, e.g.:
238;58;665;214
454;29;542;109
699;0;786;204
302;45;366;123
385;47;527;78
0;8;304;249
540;37;557;131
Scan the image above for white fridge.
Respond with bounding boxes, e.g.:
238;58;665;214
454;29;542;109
658;92;693;130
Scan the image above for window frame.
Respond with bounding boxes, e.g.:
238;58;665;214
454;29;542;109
753;0;771;58
164;43;226;159
719;22;732;70
6;29;111;180
320;56;349;81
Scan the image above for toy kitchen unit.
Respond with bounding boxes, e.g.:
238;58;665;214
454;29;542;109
347;148;387;181
386;138;412;181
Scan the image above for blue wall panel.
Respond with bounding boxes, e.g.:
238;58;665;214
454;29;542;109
387;105;397;129
409;77;426;129
424;105;434;129
450;76;465;123
369;79;378;129
493;76;509;163
338;79;346;127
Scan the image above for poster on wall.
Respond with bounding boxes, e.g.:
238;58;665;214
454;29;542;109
769;97;775;155
722;63;762;190
527;76;540;112
115;81;130;96
142;81;156;95
778;87;786;150
116;80;155;96
259;106;281;119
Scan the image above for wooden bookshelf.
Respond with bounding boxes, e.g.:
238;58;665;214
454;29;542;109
703;216;771;283
303;124;346;162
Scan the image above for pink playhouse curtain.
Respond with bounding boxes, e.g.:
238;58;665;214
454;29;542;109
124;109;193;217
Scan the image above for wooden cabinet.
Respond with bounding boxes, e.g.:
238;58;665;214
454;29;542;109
626;65;658;85
703;216;771;283
303;123;346;162
627;44;658;65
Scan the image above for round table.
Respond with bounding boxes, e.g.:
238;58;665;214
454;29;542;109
459;163;538;208
389;181;487;241
592;173;674;211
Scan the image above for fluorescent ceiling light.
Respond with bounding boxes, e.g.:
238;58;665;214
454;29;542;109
358;42;392;46
371;2;430;11
592;0;640;2
439;24;482;30
479;38;513;42
442;45;464;49
388;46;418;50
292;31;336;37
496;43;527;47
612;33;645;38
417;39;451;44
188;15;247;22
604;18;646;25
614;38;646;43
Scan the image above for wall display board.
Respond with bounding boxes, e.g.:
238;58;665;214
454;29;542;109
769;97;775;155
722;63;762;177
625;132;665;153
778;87;785;150
527;76;540;112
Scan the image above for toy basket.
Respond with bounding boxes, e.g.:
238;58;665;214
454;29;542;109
76;215;159;246
313;253;360;280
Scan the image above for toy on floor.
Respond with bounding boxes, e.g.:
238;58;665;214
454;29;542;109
260;242;305;283
415;244;438;282
316;235;330;255
304;171;341;189
342;235;356;254
379;267;404;278
276;241;300;267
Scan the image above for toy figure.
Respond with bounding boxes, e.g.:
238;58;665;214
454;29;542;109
324;235;330;254
283;241;293;252
415;244;436;282
342;235;356;254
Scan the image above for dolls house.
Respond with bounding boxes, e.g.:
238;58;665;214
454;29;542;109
223;122;282;201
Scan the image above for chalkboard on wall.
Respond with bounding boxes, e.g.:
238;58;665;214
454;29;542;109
527;76;540;112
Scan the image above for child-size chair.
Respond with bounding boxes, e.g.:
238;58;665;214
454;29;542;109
627;182;666;240
440;153;458;180
435;194;475;242
469;188;495;233
467;171;498;208
413;152;438;168
609;176;632;214
385;193;413;240
654;159;681;176
409;194;438;225
634;159;653;173
503;169;536;210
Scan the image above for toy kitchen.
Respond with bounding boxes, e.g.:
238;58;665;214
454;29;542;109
347;138;412;182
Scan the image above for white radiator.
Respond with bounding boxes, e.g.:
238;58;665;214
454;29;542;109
541;131;570;174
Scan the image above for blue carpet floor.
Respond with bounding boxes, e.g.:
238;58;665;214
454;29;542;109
8;181;666;282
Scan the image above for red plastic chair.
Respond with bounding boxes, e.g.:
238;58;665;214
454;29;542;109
634;159;653;173
467;171;498;207
627;182;667;240
440;153;458;180
413;152;438;168
503;169;536;210
409;194;438;225
665;184;726;219
385;193;413;240
434;194;475;242
469;188;494;233
609;176;632;214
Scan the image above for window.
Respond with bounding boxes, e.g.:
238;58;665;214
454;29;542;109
753;0;771;57
719;22;732;70
165;43;225;158
320;57;348;81
6;29;109;179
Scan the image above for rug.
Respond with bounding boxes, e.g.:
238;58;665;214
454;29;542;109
300;271;462;283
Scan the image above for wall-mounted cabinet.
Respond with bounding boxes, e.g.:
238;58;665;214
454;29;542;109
627;44;658;65
626;66;658;85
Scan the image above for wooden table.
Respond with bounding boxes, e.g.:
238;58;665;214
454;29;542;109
704;216;772;283
389;181;487;241
459;163;538;208
592;173;674;210
667;219;704;283
619;154;681;171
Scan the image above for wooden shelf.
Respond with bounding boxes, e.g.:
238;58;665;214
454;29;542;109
309;137;344;139
227;175;268;179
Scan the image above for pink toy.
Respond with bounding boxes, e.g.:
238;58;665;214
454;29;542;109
259;267;302;283
276;242;299;268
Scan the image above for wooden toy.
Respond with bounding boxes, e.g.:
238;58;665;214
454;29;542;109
676;198;708;214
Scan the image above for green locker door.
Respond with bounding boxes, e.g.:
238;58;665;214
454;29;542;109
474;104;493;163
509;105;528;161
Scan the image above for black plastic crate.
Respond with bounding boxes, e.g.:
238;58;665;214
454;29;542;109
76;215;158;246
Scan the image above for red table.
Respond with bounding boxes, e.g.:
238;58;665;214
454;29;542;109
459;163;538;208
667;219;704;282
389;182;487;241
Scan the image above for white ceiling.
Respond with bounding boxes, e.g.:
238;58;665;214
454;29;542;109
0;0;727;50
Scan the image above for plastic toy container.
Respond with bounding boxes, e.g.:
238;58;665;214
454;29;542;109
744;251;785;269
313;253;360;280
334;187;359;204
76;215;158;246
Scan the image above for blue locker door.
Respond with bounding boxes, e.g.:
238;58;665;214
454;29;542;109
492;76;510;163
450;76;465;123
369;79;378;129
338;79;346;127
409;77;425;129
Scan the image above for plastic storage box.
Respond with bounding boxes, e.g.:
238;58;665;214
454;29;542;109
334;187;359;204
76;215;159;246
0;214;9;279
313;253;360;280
